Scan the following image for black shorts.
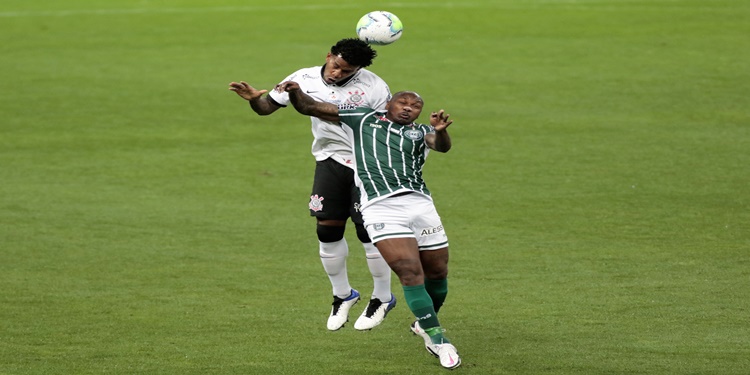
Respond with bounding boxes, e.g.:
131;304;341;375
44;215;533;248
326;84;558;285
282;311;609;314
309;158;363;225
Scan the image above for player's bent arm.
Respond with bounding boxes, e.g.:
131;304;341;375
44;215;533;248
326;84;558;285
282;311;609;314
249;96;281;116
426;109;453;152
285;85;340;123
425;130;452;153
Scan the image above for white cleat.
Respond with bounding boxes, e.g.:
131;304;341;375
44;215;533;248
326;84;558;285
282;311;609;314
327;289;360;331
354;294;396;330
410;321;438;357
429;342;461;370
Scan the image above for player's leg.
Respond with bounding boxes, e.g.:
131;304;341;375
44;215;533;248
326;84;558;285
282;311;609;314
421;249;449;314
411;194;450;314
377;239;444;340
374;237;449;348
362;198;436;331
350;178;395;330
370;236;433;328
363;196;445;341
409;247;459;369
310;159;359;330
365;194;460;368
353;221;396;330
356;224;392;301
316;219;350;297
409;194;460;369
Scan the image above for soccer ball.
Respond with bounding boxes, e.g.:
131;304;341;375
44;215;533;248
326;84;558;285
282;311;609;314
356;11;403;45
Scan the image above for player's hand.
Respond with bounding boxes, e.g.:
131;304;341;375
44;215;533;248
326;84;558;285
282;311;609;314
430;110;453;131
277;81;301;93
228;81;268;101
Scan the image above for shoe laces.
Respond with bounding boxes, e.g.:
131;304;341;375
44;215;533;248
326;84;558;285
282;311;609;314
363;298;384;317
331;296;346;315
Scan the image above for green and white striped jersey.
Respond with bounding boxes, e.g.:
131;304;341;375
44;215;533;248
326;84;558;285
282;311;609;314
337;107;435;209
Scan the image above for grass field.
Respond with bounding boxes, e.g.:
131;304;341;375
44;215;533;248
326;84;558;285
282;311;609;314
2;0;749;374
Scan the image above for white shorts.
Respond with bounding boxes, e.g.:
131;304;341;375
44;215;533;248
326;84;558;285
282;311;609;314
363;192;449;251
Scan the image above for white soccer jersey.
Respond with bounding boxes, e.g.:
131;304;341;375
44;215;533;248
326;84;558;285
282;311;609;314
268;66;391;168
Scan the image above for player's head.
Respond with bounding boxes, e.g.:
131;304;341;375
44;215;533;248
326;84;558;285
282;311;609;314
323;38;377;85
385;91;424;125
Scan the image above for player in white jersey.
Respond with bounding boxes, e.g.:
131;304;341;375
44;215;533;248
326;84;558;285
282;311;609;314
278;81;462;370
229;39;395;331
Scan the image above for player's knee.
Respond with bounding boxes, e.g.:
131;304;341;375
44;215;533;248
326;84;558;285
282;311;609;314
317;224;345;243
355;223;372;243
390;259;424;285
424;268;448;280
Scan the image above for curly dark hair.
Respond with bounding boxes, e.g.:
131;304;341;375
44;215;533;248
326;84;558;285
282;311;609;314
330;38;377;68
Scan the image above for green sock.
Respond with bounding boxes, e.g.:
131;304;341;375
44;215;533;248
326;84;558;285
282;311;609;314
424;278;448;314
424;326;450;345
402;284;440;330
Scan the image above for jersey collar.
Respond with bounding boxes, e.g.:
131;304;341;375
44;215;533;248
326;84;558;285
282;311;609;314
376;114;417;127
320;65;360;87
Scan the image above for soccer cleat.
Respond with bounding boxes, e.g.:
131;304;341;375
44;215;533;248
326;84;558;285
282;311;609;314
429;342;461;370
327;289;360;331
410;321;438;357
353;294;397;330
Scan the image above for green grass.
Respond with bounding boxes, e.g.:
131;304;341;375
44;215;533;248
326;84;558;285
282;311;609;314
2;0;749;374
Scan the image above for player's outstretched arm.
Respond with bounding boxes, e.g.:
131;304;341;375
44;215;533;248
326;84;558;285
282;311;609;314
425;109;453;152
278;81;340;123
228;81;280;116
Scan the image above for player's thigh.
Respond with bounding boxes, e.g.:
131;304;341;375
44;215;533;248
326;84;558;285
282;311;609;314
374;237;421;265
407;195;449;251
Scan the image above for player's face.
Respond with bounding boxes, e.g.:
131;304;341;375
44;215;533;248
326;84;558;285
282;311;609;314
323;53;360;84
385;92;424;125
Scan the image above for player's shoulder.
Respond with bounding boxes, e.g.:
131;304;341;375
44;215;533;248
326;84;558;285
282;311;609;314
354;68;387;85
285;66;323;83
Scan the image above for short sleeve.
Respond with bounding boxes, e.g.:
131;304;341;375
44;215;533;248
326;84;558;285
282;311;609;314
267;71;300;107
367;78;391;112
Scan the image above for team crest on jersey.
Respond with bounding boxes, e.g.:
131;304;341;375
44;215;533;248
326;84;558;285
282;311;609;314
309;194;324;212
346;90;366;106
404;129;424;141
372;223;385;231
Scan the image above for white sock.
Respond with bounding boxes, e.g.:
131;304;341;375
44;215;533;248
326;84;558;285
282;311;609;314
363;242;392;302
319;239;351;298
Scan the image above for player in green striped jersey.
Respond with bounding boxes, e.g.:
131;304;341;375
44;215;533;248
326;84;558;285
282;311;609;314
278;81;462;370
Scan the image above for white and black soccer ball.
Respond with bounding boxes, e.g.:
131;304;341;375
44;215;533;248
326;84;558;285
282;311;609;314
356;11;404;45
